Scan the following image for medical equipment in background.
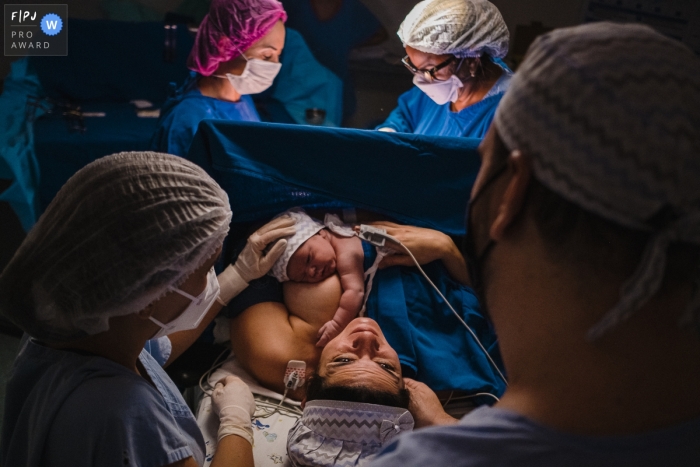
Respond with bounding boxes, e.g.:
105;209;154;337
358;224;509;388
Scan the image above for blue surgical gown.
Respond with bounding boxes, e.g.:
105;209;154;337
150;72;260;157
255;28;343;126
281;0;382;116
378;72;512;138
1;336;205;467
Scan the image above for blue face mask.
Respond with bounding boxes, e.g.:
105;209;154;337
149;267;220;338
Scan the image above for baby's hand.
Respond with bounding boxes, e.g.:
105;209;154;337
316;320;344;347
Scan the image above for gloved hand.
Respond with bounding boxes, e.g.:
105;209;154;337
212;375;256;446
217;216;296;305
316;319;344;348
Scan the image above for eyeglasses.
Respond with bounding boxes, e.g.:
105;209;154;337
401;55;455;83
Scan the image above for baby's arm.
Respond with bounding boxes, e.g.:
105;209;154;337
316;235;365;347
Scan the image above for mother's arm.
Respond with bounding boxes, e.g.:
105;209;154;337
368;221;470;286
229;275;342;399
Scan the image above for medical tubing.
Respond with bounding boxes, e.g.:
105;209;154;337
199;347;233;396
452;392;501;403
199;350;302;419
255;397;303;418
383;232;509;386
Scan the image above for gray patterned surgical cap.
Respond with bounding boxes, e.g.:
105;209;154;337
494;22;700;339
397;0;509;58
0;152;232;342
287;400;414;467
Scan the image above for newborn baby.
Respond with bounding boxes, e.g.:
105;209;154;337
270;209;364;347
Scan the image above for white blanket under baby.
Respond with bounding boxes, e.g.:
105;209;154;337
196;357;301;467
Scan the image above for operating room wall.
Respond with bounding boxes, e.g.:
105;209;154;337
491;0;587;36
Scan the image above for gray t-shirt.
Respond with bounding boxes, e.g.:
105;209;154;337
1;337;205;467
369;406;700;467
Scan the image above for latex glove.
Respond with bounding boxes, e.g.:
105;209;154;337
404;378;458;428
217;216;296;305
316;319;343;348
212;375;256;446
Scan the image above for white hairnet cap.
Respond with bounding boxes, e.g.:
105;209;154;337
397;0;509;58
0;152;232;342
270;208;324;282
494;22;700;338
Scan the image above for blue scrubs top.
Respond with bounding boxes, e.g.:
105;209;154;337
150;72;260;157
371;407;700;467
1;336;205;467
378;72;512;138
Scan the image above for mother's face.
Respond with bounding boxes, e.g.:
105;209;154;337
317;318;403;394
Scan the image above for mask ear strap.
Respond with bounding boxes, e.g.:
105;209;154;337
149;316;168;328
168;286;199;301
236;46;249;62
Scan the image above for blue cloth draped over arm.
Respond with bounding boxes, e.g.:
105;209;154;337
361;243;505;397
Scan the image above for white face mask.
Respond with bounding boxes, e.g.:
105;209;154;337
413;74;464;105
149;267;220;338
217;53;282;95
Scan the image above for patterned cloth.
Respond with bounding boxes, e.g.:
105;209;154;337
270;208;325;282
287;400;414;467
397;0;509;59
494;22;700;338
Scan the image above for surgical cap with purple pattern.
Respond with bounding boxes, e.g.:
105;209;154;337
188;0;287;76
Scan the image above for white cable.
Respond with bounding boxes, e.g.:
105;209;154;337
198;347;233;396
381;232;509;387
446;392;501;404
254;396;303;418
443;390;454;408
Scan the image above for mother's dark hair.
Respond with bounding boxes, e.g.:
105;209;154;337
305;374;410;409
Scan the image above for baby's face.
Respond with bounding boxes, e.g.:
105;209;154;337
287;232;337;283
